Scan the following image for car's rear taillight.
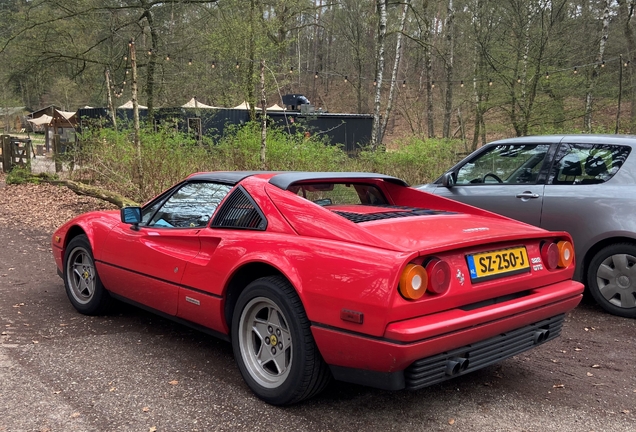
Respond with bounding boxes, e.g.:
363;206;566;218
425;259;451;295
541;242;560;270
399;264;427;300
557;240;574;268
541;240;574;270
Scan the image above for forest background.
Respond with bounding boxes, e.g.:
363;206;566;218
2;0;636;152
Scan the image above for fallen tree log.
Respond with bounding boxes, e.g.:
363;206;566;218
13;173;139;208
50;179;139;208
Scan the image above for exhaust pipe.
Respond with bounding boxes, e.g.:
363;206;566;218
445;357;470;376
533;329;550;344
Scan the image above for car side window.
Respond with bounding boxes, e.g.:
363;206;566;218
147;182;232;228
548;143;631;185
455;144;550;185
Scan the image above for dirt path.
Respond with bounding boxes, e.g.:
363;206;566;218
0;181;635;431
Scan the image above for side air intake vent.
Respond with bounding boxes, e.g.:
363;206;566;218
211;186;267;230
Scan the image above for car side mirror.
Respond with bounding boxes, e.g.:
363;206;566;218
441;172;455;188
121;206;142;230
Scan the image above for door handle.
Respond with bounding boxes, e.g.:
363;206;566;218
515;192;540;199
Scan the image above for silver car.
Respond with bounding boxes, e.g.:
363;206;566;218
419;135;636;318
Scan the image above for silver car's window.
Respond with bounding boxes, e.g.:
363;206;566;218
455;144;550;185
147;182;232;228
549;144;631;185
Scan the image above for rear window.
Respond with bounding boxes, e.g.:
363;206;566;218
549;143;631;185
289;183;387;206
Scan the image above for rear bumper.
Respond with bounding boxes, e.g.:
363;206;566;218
312;280;583;390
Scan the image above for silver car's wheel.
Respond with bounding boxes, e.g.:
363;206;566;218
237;297;293;388
588;243;636;318
63;235;110;315
231;276;331;405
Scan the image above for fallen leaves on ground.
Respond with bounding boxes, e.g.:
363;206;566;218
0;181;117;234
168;380;179;386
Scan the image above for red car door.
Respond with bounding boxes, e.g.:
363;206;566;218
98;225;201;315
97;181;234;316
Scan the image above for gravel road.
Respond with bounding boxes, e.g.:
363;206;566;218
0;180;634;432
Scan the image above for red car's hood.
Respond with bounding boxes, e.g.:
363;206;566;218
333;207;547;254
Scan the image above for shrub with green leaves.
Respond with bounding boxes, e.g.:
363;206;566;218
356;137;464;186
73;123;463;202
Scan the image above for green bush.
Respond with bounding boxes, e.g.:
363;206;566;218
356;137;464;186
74;123;463;201
5;165;33;185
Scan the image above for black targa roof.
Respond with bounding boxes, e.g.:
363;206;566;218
187;171;409;188
268;172;409;189
187;171;270;185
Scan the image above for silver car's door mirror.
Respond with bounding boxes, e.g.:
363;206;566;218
441;172;455;188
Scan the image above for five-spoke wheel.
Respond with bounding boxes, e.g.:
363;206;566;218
63;235;110;315
237;297;293;388
587;243;636;318
232;276;330;405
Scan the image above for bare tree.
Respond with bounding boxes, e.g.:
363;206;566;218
584;0;611;132
379;0;410;145
371;0;388;149
442;0;455;138
618;0;636;132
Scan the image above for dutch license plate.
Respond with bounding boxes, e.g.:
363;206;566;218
466;246;530;282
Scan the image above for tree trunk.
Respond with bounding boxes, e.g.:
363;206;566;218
24;174;138;208
140;0;158;121
379;0;409;145
425;18;434;138
130;38;143;196
371;0;387;149
442;0;455;138
260;59;267;169
584;0;611;132
618;0;636;132
104;69;117;131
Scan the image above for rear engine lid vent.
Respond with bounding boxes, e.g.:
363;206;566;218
333;206;454;223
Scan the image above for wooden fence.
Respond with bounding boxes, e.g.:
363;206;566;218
0;135;32;173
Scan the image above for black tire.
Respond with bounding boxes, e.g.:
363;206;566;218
231;276;331;405
587;243;636;318
63;234;110;315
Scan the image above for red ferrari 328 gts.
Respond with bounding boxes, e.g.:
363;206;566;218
52;172;584;405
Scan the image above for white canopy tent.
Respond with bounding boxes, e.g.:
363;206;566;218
27;115;53;126
182;98;217;109
232;101;261;110
118;100;147;109
266;103;286;111
55;110;76;121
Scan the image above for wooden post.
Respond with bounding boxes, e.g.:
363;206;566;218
54;134;62;173
45;125;50;152
1;135;11;173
